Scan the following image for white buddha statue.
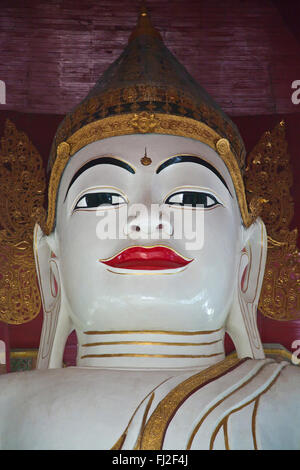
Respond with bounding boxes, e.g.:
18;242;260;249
0;7;299;450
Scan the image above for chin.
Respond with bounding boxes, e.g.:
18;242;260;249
67;293;228;332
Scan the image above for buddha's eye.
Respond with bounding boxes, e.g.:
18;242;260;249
165;191;220;208
74;192;126;209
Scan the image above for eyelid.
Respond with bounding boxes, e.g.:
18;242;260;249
162;186;224;206
71;186;129;212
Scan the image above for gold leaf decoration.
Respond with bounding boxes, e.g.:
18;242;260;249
0;120;46;324
245;121;300;320
130;111;158;133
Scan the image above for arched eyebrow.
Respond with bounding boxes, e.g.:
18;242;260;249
156;155;232;197
64;156;135;201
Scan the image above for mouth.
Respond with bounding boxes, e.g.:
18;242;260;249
99;245;193;271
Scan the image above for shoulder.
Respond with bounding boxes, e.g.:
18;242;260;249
256;361;300;449
0;367;177;450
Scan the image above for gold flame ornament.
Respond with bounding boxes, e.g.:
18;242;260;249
245;121;300;321
0;120;46;324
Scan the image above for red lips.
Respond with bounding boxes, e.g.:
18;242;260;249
100;246;193;270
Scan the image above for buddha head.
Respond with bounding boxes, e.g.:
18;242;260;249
34;7;267;369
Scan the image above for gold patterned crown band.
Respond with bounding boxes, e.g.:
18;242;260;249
40;111;261;236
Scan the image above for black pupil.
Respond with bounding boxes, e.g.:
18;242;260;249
168;192;215;207
83;193;119;207
79;192;216;208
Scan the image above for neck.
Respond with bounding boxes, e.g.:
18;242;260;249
76;327;225;370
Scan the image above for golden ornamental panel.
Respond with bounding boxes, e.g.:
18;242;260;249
0;120;46;324
245;121;300;321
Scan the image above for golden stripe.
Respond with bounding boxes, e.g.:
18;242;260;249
252;397;260;450
80;353;224;359
111;393;155;451
209;416;230;449
139;355;242;450
228;348;296;365
210;418;226;450
111;377;170;450
111;432;127;451
81;339;222;347
187;362;270;449
84;328;223;336
134;393;155;450
10;350;38;359
263;348;294;363
223;417;229;450
208;366;283;450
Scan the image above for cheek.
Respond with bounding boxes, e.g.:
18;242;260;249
189;207;239;257
189;207;240;289
58;208;122;255
56;209;125;301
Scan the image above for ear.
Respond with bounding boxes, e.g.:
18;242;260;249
33;223;73;369
226;218;267;359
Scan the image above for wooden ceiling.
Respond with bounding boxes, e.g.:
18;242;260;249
0;0;300;117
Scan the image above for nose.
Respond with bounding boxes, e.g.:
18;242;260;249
123;203;173;239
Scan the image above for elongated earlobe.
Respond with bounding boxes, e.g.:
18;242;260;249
226;218;267;359
34;223;73;369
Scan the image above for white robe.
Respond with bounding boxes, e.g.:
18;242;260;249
0;354;299;450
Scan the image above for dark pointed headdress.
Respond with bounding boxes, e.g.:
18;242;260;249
43;6;258;235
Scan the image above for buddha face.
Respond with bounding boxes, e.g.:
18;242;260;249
53;134;242;332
